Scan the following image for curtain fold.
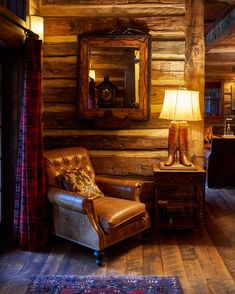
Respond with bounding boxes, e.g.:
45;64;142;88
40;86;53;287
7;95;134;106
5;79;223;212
13;37;48;251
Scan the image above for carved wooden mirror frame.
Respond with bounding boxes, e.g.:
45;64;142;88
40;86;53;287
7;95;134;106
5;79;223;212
78;29;151;128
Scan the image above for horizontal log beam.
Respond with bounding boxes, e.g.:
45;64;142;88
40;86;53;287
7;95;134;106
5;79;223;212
44;36;77;43
207;46;235;54
152;53;185;61
206;62;235;66
0;13;25;47
152;40;185;54
89;150;166;157
206;52;235;63
44;16;185;37
43;42;77;56
43;40;185;60
41;4;185;18
152;60;185;72
42;0;185;4
43;56;77;78
89;150;167;176
42;112;169;130
206;73;235;79
44;32;185;42
44;133;168;151
43;129;168;136
44;137;167;151
151;79;185;86
43;78;76;103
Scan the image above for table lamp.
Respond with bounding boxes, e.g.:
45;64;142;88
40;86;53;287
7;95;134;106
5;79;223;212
159;89;202;169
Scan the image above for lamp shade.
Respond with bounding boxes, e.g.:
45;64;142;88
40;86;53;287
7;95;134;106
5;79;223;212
159;90;202;121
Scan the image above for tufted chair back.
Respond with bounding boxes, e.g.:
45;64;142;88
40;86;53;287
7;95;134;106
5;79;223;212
44;147;95;189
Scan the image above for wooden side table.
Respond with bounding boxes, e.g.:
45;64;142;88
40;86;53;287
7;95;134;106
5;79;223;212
152;164;206;230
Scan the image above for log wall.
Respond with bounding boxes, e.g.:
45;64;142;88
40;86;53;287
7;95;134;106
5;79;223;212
28;0;41;15
41;1;205;208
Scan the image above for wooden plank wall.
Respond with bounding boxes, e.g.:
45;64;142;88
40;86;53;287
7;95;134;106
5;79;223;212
28;0;41;15
40;0;204;207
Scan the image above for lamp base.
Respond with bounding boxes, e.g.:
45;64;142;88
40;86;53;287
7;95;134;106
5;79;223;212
159;161;197;171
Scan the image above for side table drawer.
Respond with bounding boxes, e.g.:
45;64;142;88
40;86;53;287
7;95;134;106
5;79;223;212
154;173;205;185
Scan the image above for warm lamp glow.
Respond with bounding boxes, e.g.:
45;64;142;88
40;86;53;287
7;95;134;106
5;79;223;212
30;16;44;41
89;70;96;80
159;90;202;121
159;89;202;169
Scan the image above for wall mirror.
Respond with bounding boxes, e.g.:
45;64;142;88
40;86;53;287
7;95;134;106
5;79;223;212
78;29;151;127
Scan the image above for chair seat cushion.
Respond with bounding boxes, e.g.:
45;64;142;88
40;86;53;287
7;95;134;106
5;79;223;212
94;196;146;233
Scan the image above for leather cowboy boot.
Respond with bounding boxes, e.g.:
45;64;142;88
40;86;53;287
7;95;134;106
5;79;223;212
179;121;192;166
165;121;179;166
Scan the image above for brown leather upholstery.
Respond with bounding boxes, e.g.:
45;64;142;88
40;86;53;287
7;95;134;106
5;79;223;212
44;147;150;264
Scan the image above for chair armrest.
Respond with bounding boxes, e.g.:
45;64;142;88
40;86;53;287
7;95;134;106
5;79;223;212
95;176;141;201
47;188;105;242
47;188;90;214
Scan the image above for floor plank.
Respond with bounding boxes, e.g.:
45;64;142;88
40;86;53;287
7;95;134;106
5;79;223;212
0;188;235;293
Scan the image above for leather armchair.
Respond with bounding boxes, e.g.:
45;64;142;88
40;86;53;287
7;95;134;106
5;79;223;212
44;147;150;265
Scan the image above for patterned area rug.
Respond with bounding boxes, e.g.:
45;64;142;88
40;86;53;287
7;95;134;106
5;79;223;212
26;275;183;293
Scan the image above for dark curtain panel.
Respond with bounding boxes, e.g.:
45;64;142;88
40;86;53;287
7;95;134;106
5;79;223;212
13;37;48;251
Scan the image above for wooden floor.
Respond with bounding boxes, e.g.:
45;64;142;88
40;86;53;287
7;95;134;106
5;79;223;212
0;188;235;294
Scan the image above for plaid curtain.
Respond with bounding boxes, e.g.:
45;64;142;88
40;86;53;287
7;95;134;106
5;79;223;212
13;37;49;251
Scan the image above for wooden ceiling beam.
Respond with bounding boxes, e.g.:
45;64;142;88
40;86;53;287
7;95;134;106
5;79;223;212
40;4;185;18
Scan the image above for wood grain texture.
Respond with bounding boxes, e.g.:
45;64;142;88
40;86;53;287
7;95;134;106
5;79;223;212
42;0;185;4
185;0;205;161
44;132;168;151
0;11;25;47
29;0;41;15
89;150;167;176
43;56;76;79
42;110;169;130
152;40;185;55
44;16;185;37
41;1;186;135
40;0;207;179
41;4;185;18
1;188;235;293
43;42;77;57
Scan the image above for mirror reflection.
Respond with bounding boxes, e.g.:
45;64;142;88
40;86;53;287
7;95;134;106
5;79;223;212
88;47;140;109
78;29;151;123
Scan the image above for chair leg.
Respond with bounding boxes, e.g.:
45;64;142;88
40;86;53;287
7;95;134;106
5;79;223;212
93;250;104;266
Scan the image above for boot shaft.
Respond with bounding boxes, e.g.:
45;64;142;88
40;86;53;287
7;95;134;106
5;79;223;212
178;122;191;166
178;123;188;153
168;121;179;152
